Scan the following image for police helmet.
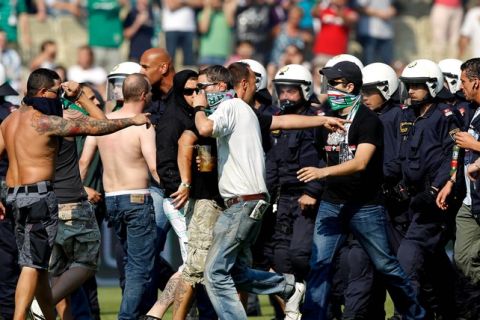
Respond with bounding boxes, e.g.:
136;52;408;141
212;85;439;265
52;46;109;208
399;59;444;98
106;62;142;101
438;58;462;94
273;64;313;100
362;63;399;100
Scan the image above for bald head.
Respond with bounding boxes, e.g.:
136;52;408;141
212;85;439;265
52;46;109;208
139;48;174;90
123;73;151;103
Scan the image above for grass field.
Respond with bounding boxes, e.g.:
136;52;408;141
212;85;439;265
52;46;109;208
97;287;395;319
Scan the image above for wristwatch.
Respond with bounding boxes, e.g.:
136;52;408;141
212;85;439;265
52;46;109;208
180;182;191;189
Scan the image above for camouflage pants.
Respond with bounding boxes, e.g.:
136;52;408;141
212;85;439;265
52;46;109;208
182;199;222;285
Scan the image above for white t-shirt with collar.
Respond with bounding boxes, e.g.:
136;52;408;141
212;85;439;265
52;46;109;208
208;98;267;199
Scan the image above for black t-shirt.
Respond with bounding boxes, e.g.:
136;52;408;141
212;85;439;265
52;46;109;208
253;109;273;152
319;105;384;205
187;127;222;203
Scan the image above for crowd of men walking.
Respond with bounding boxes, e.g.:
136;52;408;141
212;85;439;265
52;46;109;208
0;47;480;320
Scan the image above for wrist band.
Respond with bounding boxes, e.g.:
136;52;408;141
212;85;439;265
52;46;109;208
449;178;456;184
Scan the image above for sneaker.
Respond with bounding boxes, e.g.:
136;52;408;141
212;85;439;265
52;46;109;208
29;298;46;320
284;282;305;320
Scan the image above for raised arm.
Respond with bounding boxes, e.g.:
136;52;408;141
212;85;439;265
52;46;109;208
31;112;151;137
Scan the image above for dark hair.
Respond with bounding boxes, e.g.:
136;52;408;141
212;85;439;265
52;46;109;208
461;58;480;80
123;73;151;102
198;65;233;89
228;62;251;89
40;40;56;52
26;68;60;98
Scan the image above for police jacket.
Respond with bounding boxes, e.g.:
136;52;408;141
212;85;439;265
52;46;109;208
397;102;461;190
378;101;403;180
266;104;324;198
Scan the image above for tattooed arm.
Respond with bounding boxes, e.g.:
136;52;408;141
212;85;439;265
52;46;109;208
32;112;151;137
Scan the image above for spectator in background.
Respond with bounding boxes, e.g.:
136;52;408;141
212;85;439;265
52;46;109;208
356;0;396;65
459;4;480;58
430;0;463;61
197;0;234;68
36;0;82;22
68;45;107;95
0;0;29;45
162;0;202;67
0;30;22;103
123;0;155;62
30;39;58;70
225;40;254;66
312;0;358;68
86;0;125;73
228;0;278;64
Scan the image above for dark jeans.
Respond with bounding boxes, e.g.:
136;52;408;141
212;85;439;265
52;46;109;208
302;201;424;320
165;31;195;66
105;194;156;320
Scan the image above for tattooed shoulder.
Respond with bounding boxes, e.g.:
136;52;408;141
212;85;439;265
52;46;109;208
31;113;65;135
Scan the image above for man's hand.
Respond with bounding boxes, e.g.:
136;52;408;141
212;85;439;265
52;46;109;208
132;113;152;127
455;132;477;150
436;182;453;210
297;167;328;182
193;90;207;108
62;81;82;99
85;186;102;204
298;194;317;211
171;185;190;209
322;117;347;132
467;163;480;181
0;202;5;220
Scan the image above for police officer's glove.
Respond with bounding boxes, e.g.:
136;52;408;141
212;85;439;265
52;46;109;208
410;186;438;213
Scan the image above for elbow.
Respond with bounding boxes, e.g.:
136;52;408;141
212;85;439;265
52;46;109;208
197;124;212;137
356;161;368;172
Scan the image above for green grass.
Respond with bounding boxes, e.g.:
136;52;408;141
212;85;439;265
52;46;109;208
98;287;395;319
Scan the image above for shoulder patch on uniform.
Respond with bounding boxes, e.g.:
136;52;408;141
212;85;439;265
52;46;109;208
458;107;466;116
400;104;408;110
400;121;413;134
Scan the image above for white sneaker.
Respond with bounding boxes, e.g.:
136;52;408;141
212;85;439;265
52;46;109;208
284;282;305;320
29;298;46;320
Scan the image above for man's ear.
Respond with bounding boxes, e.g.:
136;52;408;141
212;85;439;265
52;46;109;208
345;82;355;94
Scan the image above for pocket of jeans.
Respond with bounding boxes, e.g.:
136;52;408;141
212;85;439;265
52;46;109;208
235;204;261;243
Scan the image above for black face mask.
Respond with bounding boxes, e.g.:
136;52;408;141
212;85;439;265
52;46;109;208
23;97;63;117
279;99;304;114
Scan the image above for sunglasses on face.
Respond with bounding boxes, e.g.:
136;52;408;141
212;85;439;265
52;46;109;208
47;87;63;96
183;88;196;96
328;79;347;87
195;82;218;93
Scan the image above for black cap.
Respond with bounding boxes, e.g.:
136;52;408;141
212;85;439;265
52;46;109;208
320;61;363;87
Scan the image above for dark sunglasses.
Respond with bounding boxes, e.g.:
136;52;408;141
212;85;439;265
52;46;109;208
328;79;347;87
195;82;218;93
183;88;196;96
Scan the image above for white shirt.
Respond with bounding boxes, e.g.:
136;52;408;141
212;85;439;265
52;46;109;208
67;65;107;85
162;5;196;32
464;107;480;206
209;98;267;199
460;7;480;58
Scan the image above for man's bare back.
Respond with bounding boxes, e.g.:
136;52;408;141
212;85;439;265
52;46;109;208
92;110;157;192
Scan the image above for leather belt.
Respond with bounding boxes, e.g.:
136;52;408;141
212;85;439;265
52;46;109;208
225;193;266;208
7;182;53;194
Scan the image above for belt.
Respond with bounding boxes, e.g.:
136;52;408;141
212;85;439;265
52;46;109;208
225;193;266;208
7;182;53;195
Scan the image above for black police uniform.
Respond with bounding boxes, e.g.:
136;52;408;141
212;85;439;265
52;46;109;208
394;101;460;319
265;103;323;282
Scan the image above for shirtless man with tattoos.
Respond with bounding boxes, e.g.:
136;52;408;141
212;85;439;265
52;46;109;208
0;68;150;320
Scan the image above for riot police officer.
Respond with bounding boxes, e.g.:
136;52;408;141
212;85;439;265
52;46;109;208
393;59;460;319
266;65;323;311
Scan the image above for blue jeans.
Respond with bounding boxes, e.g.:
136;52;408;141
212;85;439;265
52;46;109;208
302;201;425;320
105;194;157;320
204;200;295;320
165;31;195;66
358;35;393;65
150;186;170;252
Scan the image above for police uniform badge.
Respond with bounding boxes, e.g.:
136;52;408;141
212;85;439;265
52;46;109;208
400;121;413;135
